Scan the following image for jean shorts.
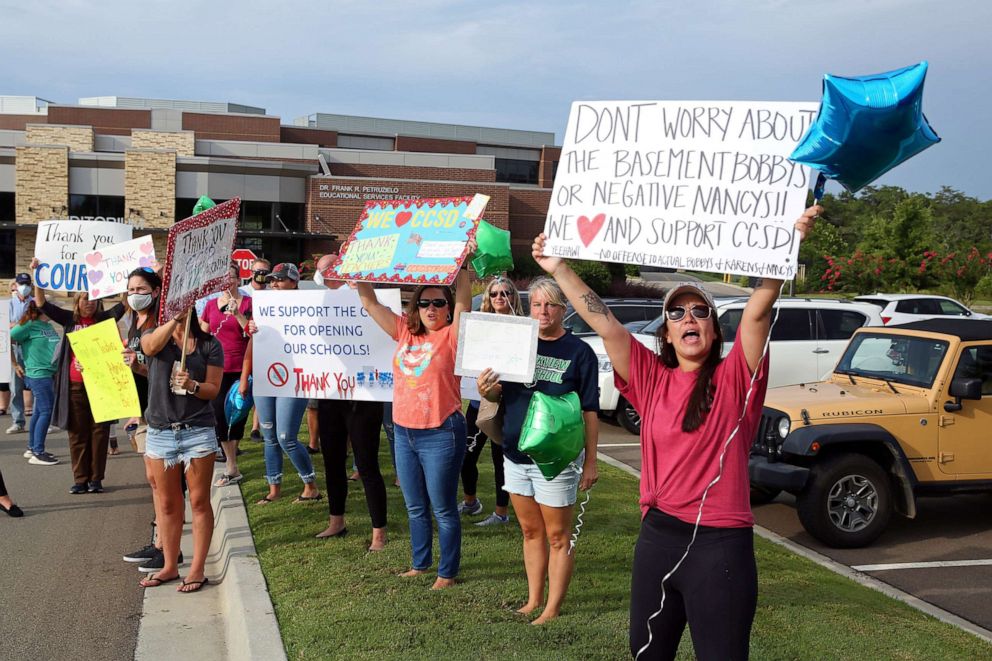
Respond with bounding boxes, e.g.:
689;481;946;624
145;425;219;470
503;451;584;508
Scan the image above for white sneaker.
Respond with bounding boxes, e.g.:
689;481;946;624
22;449;33;458
475;512;510;527
28;452;59;466
48;425;60;433
6;423;25;434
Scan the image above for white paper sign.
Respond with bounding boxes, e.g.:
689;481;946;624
84;235;156;300
34;220;133;292
252;289;402;400
543;101;819;278
0;301;10;384
455;312;539;383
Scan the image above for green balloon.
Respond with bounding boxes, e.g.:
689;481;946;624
192;195;216;215
470;220;514;278
518;391;585;481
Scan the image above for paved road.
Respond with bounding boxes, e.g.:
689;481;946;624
596;418;992;633
0;418;151;661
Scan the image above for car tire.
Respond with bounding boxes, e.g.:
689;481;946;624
617;397;641;435
797;454;893;548
749;485;782;505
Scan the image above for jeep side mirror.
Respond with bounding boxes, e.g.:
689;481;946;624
944;377;983;412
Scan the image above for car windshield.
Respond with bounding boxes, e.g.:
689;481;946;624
835;333;949;388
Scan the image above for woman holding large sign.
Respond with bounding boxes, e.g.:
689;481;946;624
530;206;817;659
356;266;472;590
138;306;223;592
475;277;600;625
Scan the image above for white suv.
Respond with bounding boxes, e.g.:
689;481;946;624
585;298;885;434
853;293;990;325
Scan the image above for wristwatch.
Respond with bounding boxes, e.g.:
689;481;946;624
189;381;201;395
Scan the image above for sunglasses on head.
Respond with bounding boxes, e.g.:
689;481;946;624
417;298;449;309
489;290;511;298
137;266;155;274
665;304;712;321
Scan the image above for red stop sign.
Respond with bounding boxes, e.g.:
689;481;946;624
232;249;258;280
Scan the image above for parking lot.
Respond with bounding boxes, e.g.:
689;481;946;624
596;420;992;634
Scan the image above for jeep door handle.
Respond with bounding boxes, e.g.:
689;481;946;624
812;349;830;354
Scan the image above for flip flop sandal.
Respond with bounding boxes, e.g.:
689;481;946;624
256;496;277;505
140;573;180;588
215;474;244;487
178;577;210;593
293;493;324;504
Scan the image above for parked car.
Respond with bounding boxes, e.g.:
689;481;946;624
564;298;665;337
588;298;884;434
749;318;992;547
853;293;990;325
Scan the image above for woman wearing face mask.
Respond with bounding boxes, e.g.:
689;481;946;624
457;277;522;527
529;207;818;659
30;257;126;493
9;300;59;466
200;263;252;486
356;261;472;590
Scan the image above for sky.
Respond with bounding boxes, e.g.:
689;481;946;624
2;0;990;199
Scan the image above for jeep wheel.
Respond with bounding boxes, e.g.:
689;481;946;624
617;397;641;435
797;454;892;548
750;485;781;505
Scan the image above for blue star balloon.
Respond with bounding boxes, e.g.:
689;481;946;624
790;61;940;193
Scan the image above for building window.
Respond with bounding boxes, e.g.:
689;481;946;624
0;192;13;278
495;158;539;185
69;195;125;220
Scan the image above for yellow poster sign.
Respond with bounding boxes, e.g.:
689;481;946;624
67;318;141;423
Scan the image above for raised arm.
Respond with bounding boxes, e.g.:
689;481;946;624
451;266;472;333
532;234;633;382
141;315;181;357
29;257;46;308
355;282;399;341
738;206;819;372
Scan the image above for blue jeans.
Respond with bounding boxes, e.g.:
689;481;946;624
255;395;316;485
394;411;467;578
10;363;26;426
23;376;54;455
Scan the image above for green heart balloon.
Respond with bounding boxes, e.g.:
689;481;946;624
518;391;585;480
470;220;514;278
192;195;216;215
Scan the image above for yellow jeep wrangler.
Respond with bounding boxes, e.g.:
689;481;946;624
749;318;992;548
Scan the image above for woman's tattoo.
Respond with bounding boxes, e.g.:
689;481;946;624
581;292;610;317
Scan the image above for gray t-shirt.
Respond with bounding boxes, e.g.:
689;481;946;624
143;331;224;429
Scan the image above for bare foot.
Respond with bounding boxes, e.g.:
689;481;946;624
516;602;542;615
398;569;426;578
531;609;559;625
431;577;456;590
368;529;387;551
314;525;347;538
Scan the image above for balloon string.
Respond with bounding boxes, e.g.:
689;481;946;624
466;428;484;454
568;487;592;555
634;280;785;660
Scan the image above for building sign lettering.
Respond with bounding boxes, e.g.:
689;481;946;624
318;183;417;202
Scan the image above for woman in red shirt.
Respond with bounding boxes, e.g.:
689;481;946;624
530;207;817;660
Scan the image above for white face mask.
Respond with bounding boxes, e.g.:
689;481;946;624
16;284;31;297
128;293;153;311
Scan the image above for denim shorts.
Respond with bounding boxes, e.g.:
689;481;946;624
503;451;584;508
145;425;219;470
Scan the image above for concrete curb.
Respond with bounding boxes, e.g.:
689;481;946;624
595;451;992;645
134;474;287;661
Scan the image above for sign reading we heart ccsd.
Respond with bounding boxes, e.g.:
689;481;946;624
543;101;819;279
84;236;156;301
33;220;133;292
326;195;489;285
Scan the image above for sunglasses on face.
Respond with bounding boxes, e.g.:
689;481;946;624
417;298;449;309
489;290;511;298
665;305;712;321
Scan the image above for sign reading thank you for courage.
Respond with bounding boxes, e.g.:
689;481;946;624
543;101;819;278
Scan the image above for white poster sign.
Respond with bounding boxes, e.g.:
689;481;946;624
0;301;10;383
455;312;539;383
84;235;156;300
34;220;133;292
252;289;402;400
543;101;819;278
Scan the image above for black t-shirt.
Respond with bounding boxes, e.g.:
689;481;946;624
143;330;224;429
501;330;599;464
127;318;150;413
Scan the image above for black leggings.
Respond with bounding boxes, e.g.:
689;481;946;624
629;508;757;661
318;399;387;528
461;404;508;508
212;372;248;444
0;466;8;498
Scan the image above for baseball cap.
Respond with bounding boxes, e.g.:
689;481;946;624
15;272;32;285
662;282;716;317
267;263;300;282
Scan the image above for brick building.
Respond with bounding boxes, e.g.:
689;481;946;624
0;95;560;287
